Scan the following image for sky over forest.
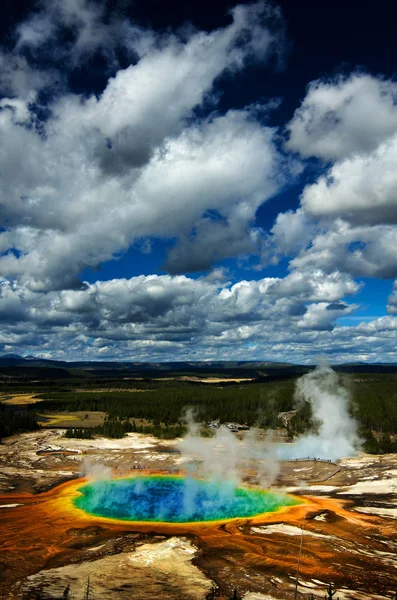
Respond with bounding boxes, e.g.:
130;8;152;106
1;0;397;363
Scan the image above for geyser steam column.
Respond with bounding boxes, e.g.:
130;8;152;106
277;366;360;461
74;476;301;523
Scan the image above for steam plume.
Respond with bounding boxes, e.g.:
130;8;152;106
277;366;360;461
80;459;113;480
177;410;279;488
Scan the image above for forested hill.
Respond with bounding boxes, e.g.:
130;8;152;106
2;355;397;375
0;355;299;371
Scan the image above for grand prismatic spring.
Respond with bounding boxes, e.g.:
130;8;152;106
74;476;301;523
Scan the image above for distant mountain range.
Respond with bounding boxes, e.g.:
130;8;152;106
0;354;296;370
0;355;396;375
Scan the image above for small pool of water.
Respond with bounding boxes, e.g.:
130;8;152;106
74;476;300;523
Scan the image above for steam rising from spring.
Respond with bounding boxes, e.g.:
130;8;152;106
277;366;360;461
80;460;113;481
177;411;279;488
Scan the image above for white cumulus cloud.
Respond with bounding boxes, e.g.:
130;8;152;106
286;74;397;161
0;2;287;290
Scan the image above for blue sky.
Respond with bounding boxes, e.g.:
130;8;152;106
1;0;397;363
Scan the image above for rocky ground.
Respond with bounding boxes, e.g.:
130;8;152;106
0;429;396;599
0;429;179;494
20;537;212;600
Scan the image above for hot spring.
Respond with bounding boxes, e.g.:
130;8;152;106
74;475;300;523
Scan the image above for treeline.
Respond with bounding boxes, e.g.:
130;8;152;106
360;429;397;453
349;375;397;433
350;374;397;452
64;416;186;440
0;405;39;441
35;380;296;428
0;375;186;395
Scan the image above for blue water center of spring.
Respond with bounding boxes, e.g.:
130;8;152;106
74;476;299;523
